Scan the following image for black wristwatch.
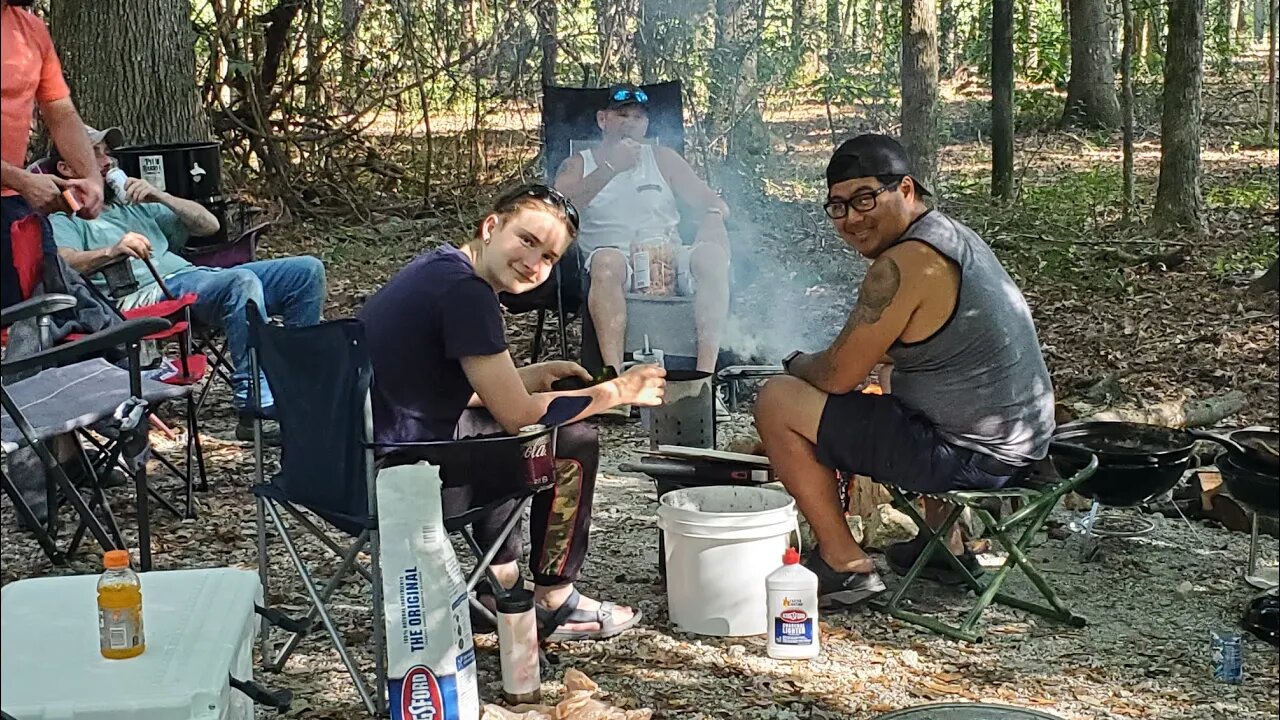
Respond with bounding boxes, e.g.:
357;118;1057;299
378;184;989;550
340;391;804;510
782;350;803;374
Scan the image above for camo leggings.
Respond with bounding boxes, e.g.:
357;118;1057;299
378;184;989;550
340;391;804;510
439;410;600;587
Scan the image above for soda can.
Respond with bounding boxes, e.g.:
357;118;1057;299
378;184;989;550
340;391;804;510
1210;628;1244;684
517;424;554;491
105;167;131;204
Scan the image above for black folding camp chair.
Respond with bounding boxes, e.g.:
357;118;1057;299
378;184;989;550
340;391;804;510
1;294;180;570
247;305;567;716
871;443;1100;642
500;81;688;364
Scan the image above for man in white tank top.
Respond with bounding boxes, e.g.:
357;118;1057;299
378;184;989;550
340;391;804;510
555;84;731;374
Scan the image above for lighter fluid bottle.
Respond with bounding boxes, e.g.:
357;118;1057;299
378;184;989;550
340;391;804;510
765;547;820;660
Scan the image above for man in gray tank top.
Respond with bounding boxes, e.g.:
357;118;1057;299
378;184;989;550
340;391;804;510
753;134;1056;608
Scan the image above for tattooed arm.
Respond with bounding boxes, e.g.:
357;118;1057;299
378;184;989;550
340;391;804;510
787;242;931;394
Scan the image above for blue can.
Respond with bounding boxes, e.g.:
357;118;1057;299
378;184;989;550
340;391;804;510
1210;629;1244;684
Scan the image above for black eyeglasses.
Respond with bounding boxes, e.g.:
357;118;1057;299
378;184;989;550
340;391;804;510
823;180;901;219
518;184;580;230
611;87;649;104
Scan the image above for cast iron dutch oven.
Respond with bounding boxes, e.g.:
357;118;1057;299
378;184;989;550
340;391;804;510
1052;421;1196;507
1213;429;1280;519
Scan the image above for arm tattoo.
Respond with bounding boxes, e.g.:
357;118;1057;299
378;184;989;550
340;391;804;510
792;257;903;392
852;257;901;326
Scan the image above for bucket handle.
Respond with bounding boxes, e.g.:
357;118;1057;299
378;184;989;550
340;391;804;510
789;518;802;555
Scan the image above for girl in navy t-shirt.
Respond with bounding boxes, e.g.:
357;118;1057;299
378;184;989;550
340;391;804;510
360;184;665;641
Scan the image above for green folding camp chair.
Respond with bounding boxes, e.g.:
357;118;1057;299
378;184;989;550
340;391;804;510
871;443;1099;642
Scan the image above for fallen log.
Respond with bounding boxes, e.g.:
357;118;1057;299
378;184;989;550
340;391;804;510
1085;390;1247;428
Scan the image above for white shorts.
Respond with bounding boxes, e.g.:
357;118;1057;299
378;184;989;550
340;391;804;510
584;244;697;296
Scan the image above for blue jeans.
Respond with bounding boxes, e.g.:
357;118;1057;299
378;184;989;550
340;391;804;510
166;256;327;411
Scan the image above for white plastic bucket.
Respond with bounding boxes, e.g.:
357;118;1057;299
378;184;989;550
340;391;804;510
656;485;798;636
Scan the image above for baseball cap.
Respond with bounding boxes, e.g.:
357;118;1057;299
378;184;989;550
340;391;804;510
46;124;125;163
826;133;932;196
603;83;650;112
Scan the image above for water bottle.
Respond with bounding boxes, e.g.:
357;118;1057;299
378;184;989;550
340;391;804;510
105;167;131;204
496;589;541;704
98;549;145;659
633;335;664;443
766;548;820;660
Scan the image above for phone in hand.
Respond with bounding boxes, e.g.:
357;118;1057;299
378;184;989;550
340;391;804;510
551;365;618;392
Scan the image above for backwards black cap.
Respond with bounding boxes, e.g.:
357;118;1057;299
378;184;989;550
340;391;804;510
826;133;932;196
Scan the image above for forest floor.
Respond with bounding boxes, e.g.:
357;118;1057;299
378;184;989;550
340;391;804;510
2;85;1277;719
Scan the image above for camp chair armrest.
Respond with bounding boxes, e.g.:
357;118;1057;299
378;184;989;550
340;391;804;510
369;423;557;452
1;294;77;329
3;317;171;376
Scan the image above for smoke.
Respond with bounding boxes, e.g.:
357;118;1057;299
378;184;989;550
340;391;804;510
716;203;865;364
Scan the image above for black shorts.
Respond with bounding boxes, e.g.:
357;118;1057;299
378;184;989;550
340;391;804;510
814;391;1025;494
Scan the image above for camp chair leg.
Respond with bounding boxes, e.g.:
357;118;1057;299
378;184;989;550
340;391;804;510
133;461;154;570
872;498;987;642
278;502;374;584
255;495;275;669
457;500;528;628
975;506;1087;628
265;501;378;715
272;528;369;670
532;309;546;362
1;469;66;564
873;483;1088;641
188;395;208;492
369;527;388;716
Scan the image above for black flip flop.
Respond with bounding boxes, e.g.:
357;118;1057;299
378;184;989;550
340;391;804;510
885;535;986;586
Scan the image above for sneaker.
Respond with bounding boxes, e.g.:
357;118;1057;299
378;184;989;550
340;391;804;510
236;416;281;446
802;549;887;608
884;535;985;586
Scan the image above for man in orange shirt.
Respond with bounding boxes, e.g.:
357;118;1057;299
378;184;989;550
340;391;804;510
1;0;104;308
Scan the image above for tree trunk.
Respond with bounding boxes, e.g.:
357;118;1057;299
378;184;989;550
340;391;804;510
992;0;1015;198
536;0;558;86
708;0;769;177
939;0;957;77
1154;0;1205;231
1021;0;1039;74
901;0;940;194
1257;0;1269;40
1267;0;1278;145
827;0;844;73
1121;0;1136;219
51;0;210;144
1136;3;1150;67
1060;0;1073;82
1062;0;1121;127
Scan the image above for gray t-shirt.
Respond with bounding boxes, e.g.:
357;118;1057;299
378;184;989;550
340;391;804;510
886;210;1056;466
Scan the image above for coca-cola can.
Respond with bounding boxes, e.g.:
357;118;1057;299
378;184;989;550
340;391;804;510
518;424;554;491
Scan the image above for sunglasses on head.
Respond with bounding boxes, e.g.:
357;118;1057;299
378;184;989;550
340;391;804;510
517;184;580;230
611;88;649;104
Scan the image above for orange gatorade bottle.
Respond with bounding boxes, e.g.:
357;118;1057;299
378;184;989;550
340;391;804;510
97;549;146;659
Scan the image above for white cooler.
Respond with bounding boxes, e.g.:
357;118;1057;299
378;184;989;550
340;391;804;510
2;567;265;720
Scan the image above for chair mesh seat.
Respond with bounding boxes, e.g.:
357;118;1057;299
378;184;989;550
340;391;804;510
1;358;188;453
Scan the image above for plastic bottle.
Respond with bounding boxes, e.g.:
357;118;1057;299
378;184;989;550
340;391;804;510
766;548;820;660
98;549;145;659
496;588;541;704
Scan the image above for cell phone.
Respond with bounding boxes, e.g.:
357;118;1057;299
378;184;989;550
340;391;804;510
550;366;619;392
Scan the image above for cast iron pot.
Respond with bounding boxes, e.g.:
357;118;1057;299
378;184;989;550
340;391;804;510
1052;421;1196;507
1217;451;1280;519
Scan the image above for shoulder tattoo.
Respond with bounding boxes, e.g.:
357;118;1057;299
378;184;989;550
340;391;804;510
853;257;901;326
